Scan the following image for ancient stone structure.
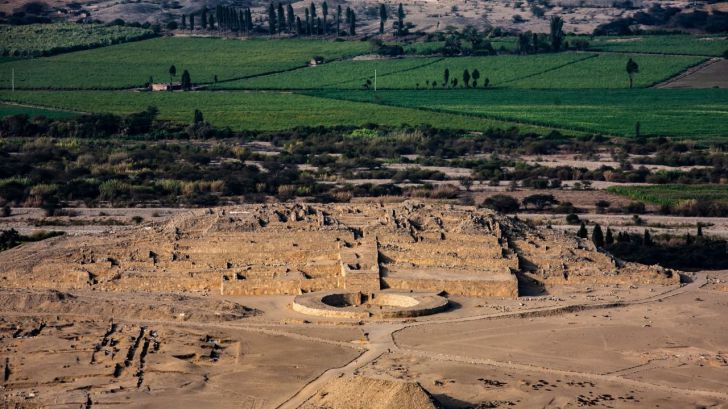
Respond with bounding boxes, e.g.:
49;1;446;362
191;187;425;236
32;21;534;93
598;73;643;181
0;202;679;298
292;291;449;319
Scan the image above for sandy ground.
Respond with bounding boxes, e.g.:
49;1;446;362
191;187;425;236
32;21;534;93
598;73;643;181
2;270;727;408
2;0;688;34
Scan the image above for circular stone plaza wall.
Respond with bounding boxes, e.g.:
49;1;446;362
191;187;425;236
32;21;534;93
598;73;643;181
291;291;449;319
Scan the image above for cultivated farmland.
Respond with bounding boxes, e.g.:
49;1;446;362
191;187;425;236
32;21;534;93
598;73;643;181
0;23;153;57
0;90;552;132
0;37;372;89
314;88;728;137
585;34;728;57
0;102;76;119
608;184;728;207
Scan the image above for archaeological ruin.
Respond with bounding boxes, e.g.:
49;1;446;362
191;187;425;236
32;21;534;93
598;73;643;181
0;202;679;314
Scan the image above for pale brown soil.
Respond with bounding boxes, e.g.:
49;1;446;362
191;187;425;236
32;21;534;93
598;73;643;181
1;0;689;34
2;271;726;408
657;58;728;89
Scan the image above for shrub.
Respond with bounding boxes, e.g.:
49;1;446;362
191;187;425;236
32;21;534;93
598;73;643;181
481;194;520;213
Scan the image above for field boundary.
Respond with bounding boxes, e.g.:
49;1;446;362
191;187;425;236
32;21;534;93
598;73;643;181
652;57;717;88
209;57;447;91
304;91;596;136
498;53;599;86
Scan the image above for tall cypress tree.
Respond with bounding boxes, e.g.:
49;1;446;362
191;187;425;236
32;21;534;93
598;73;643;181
201;7;208;29
181;14;187;29
277;3;286;33
305;8;310;35
577;222;588;239
287;4;295;33
592;224;604;248
322;1;328;34
245;9;253;34
310;2;316;34
349;9;355;35
336;5;342;35
181;70;191;91
605;227;614;246
296;16;303;35
397;3;404;36
379;4;387;34
190;14;195;30
268;3;277;35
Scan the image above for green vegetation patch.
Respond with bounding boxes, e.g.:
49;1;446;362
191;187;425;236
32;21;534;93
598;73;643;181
0;23;154;57
0;37;372;89
585;35;728;57
312;88;728;138
0;103;77;119
217;52;702;90
608;184;728;206
507;53;704;88
0;90;554;132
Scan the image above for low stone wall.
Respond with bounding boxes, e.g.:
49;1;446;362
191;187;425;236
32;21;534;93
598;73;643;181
291;291;449;319
381;276;519;298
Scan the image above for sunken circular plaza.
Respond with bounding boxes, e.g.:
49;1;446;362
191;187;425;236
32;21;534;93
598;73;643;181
292;291;449;319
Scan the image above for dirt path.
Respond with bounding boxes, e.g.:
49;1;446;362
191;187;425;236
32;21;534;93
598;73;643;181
274;273;707;407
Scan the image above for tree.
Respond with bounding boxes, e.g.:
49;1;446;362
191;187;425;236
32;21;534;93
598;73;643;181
278;3;286;33
397;3;405;36
595;199;610;213
592;223;604;248
190;14;195;30
0;228;20;251
201;7;208;29
577;222;588;238
208;14;215;30
194;109;204;124
605;227;614;246
181;14;187;29
349;9;356;35
443;68;449;88
181;70;192;90
305;8;311;35
322;1;329;34
549;16;564;51
268;3;277;35
310;2;317;34
460;177;473;192
566;213;580;225
626;58;639;88
471;69;480;87
463;69;470;87
168;65;176;85
697;223;703;237
336;5;342;35
287;4;295;33
379;4;387;34
522;194;558;210
481;194;519;213
643;229;652;246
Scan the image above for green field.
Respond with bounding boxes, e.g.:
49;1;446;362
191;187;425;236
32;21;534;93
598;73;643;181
506;53;704;88
585;35;728;57
0;103;77;119
0;37;372;89
217;53;702;90
0;23;153;57
313;88;728;137
0;90;557;132
608;185;728;206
